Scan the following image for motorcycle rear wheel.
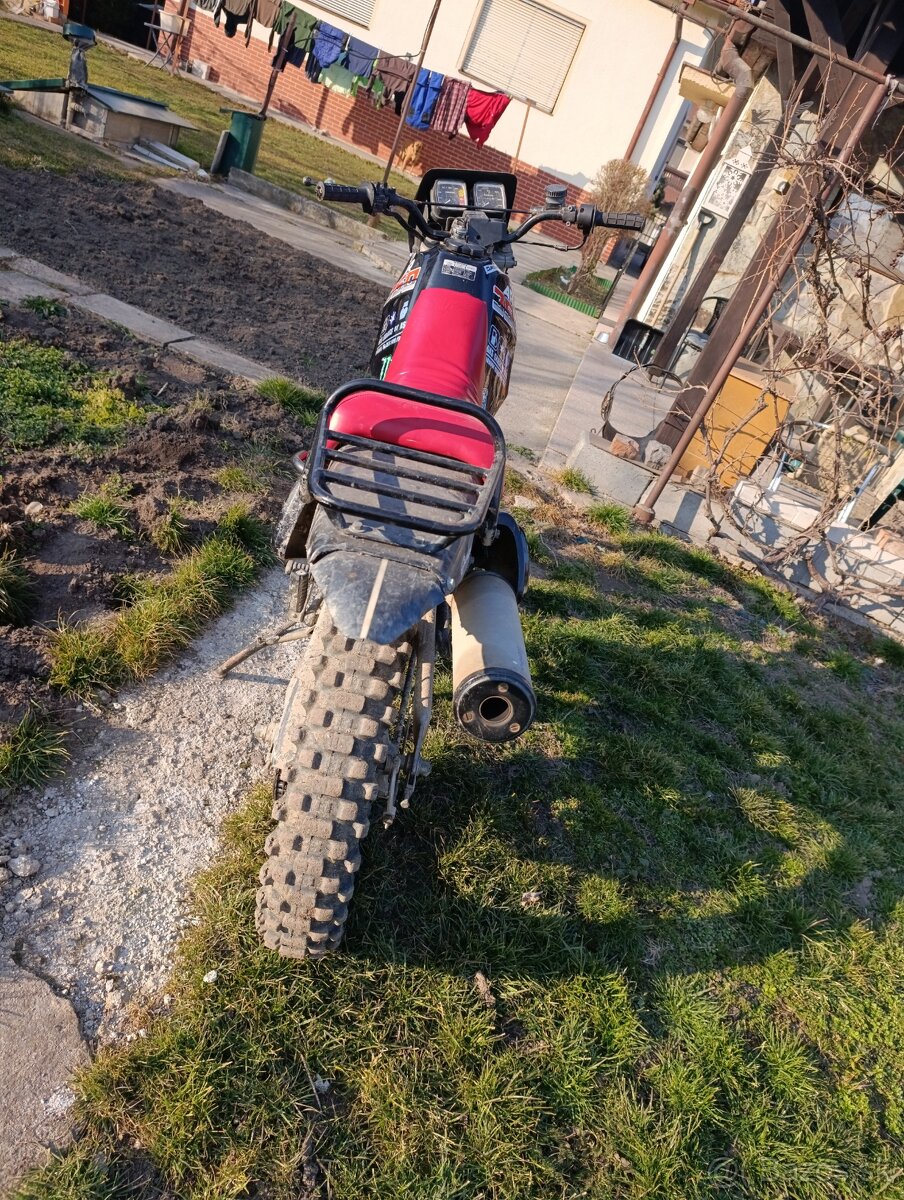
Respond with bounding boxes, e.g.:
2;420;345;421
256;604;410;958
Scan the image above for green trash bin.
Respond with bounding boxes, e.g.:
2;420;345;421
215;110;266;175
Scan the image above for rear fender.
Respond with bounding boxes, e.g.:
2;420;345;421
305;505;472;643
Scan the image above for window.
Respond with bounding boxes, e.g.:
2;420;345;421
310;0;375;27
461;0;585;113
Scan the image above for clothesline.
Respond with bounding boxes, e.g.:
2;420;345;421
203;0;512;144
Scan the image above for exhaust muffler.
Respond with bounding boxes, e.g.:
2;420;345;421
450;571;536;742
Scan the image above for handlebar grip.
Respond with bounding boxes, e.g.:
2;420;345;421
315;181;371;207
594;211;646;231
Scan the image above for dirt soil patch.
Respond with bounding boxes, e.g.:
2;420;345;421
0;303;300;732
0;166;386;389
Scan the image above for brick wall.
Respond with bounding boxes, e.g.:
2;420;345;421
168;3;591;246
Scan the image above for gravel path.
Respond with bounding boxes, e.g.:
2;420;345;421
0;569;298;1043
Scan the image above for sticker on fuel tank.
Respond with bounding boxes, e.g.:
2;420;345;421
441;259;478;280
492;283;515;327
486;324;512;384
389;265;421;297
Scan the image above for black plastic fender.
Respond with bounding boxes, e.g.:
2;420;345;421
471;510;530;599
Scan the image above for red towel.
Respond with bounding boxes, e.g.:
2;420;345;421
464;89;510;146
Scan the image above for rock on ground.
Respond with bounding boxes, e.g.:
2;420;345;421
0;957;90;1195
0;568;298;1044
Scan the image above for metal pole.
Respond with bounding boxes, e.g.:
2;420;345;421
609;26;753;345
513;100;533;167
380;0;443;186
624;6;686;163
632;78;888;524
260;11;296;116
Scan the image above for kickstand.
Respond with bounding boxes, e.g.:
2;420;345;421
216;622;309;676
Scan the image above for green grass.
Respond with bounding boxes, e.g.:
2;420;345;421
0;708;68;793
0;547;36;625
256;376;325;427
0;339;145;449
150;500;191;556
71;477;133;538
0;15;415;233
22;501;904;1198
555;466;595;495
21;295;67;319
587;500;631;535
49;508;270;698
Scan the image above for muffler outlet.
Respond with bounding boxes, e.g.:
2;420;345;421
450;571;536;742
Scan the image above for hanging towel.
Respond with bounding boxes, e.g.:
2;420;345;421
269;2;317;52
321;61;356;96
464;89;511;146
255;0;279;28
312;21;346;70
374;54;417;114
431;77;470;136
406;68;444;130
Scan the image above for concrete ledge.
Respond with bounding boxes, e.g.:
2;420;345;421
0;269;68;304
70;293;194;344
228;169;389;242
6;256;95;296
565;434;656;506
175;336;276;383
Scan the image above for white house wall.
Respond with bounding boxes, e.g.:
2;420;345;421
242;0;709;186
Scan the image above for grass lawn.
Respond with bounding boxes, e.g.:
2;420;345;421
19;475;904;1200
0;16;414;229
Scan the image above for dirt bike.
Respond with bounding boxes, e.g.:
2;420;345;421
253;170;643;958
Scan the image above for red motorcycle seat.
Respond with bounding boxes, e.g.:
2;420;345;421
328;289;495;469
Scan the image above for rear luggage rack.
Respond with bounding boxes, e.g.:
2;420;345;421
307;380;506;537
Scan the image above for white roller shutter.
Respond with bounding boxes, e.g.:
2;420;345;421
311;0;375;27
461;0;585;113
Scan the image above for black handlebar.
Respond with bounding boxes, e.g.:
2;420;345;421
312;179;645;243
595;210;646;231
315;181;372;207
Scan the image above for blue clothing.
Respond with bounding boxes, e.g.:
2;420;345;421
346;36;378;79
406;68;444;129
312;21;346;70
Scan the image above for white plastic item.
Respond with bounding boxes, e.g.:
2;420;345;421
43;0;61;19
159;12;187;33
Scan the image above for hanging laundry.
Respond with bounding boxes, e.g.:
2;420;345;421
374;54;417;115
214;0;253;39
431;77;470;136
321;60;356;96
305;49;324;82
346;36;378;80
464;89;511;146
269;1;317;53
406;68;444;130
311;21;347;70
255;0;279;29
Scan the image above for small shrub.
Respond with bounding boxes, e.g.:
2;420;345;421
0;549;36;626
0;709;68;792
555;467;595;495
71;477;132;537
826;650;864;683
151;501;191;556
871;635;904;668
48;621;124;699
587;502;630;535
22;296;67;319
257;376;325;426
